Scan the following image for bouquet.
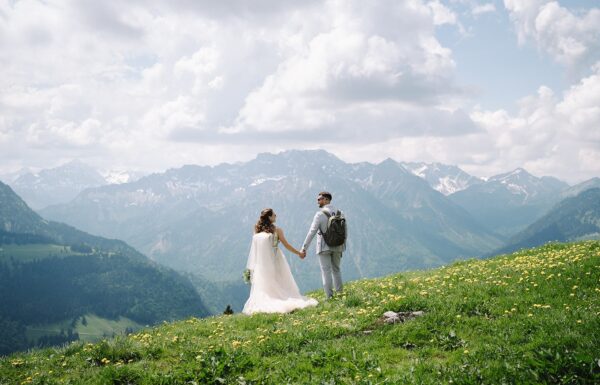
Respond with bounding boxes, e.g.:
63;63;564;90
243;269;252;284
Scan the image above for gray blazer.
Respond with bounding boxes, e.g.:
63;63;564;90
302;204;346;255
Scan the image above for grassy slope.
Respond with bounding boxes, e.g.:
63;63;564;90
1;241;599;384
0;244;81;263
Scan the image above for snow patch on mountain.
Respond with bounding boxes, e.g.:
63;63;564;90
250;176;285;187
401;162;482;195
411;165;429;179
102;170;146;185
436;176;470;195
505;183;529;197
490;168;543;199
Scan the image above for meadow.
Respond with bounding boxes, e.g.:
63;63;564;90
0;244;74;264
25;314;143;344
1;241;599;384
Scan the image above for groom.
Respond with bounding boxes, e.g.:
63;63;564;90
300;191;345;299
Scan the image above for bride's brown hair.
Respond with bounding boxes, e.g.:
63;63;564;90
255;208;276;234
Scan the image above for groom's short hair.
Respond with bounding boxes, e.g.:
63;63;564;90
318;191;332;201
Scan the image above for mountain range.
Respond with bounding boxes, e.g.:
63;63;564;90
4;160;145;210
560;177;600;199
0;181;209;355
448;168;569;236
37;151;505;295
496;188;600;255
7;150;600;310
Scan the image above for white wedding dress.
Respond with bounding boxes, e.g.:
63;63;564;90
242;232;318;315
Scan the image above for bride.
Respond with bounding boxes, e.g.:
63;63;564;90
242;208;318;315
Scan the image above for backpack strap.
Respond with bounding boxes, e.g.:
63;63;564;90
318;209;332;235
321;208;332;218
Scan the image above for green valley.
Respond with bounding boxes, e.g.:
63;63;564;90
0;244;85;264
25;314;143;344
0;181;210;356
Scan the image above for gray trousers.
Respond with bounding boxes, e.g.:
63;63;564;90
318;250;343;298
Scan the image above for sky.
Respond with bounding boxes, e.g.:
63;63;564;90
0;0;599;184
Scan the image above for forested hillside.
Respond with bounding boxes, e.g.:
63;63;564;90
497;188;600;255
0;182;209;355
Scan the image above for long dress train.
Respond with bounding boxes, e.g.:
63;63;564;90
242;232;318;315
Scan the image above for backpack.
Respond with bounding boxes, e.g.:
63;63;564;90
320;209;346;247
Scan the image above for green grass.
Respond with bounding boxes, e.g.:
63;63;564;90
0;244;81;264
2;241;599;384
26;314;144;343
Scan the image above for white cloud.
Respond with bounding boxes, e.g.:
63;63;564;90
337;63;600;184
504;0;600;70
0;0;473;173
0;0;598;184
230;0;470;139
428;0;458;25
472;3;496;16
466;64;600;182
557;66;600;141
336;61;600;183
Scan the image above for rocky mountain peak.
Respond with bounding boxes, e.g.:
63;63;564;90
401;161;481;195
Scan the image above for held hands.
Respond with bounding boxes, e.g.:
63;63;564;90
299;249;306;259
